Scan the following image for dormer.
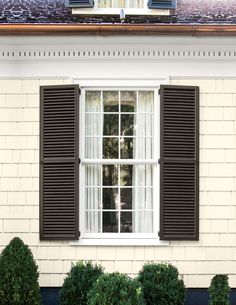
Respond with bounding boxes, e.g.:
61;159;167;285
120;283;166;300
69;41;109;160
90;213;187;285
66;0;176;16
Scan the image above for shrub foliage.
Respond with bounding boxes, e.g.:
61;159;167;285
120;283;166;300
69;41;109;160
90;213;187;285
59;261;103;305
0;237;41;305
208;274;231;305
138;263;185;305
87;272;145;305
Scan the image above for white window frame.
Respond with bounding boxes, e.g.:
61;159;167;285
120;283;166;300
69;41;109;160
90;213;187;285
71;79;168;246
72;0;170;16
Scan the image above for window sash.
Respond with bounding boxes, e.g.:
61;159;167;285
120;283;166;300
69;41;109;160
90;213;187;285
97;0;145;8
80;87;159;237
84;89;156;161
81;163;159;237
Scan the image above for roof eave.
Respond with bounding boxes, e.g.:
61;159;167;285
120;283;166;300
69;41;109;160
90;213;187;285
1;24;236;36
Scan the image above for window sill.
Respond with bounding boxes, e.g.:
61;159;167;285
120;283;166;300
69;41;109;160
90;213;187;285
70;238;169;246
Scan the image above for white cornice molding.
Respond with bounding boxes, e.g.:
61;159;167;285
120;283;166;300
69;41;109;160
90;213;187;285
1;45;236;62
0;36;236;62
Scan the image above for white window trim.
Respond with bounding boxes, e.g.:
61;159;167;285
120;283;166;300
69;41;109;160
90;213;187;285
71;78;169;246
72;0;170;15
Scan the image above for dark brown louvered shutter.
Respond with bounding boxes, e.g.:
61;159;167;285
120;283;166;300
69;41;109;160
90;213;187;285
40;85;80;240
160;85;199;240
148;0;176;9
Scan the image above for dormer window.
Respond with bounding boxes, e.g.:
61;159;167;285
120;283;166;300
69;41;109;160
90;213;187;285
97;0;144;9
67;0;176;15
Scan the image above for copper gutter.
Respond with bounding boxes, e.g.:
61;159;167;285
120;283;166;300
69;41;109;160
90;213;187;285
0;24;236;36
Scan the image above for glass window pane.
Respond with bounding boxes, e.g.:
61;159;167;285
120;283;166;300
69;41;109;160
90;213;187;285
85;114;101;136
86;188;101;210
120;188;132;210
134;212;153;233
120;138;133;159
133;165;153;186
120;188;153;210
103;165;118;186
121;91;136;112
120;165;133;186
103;114;119;136
120;165;153;186
103;188;118;209
103;138;119;159
103;212;118;232
103;91;119;112
86;211;101;233
136;114;153;136
85;137;101;159
135;137;153;159
129;0;144;8
121;212;132;233
138;91;154;113
121;114;134;136
133;188;153;210
98;0;143;8
85;91;101;112
86;165;101;186
98;0;112;8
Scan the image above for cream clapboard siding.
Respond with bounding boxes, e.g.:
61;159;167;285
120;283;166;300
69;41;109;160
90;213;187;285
0;77;236;287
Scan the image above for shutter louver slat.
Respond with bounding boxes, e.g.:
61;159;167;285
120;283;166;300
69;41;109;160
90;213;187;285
160;85;199;241
40;85;79;240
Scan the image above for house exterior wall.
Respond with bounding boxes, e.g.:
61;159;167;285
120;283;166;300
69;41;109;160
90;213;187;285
0;36;236;288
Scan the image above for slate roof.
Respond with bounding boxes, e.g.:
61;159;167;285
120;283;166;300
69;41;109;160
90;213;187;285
1;0;236;24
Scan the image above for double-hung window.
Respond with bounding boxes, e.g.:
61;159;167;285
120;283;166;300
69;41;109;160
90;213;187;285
81;89;159;241
40;83;199;243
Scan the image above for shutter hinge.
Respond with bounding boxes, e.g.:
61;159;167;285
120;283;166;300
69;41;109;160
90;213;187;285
158;89;161;95
79;158;81;164
78;231;81;238
158;231;160;237
158;158;161;164
78;87;81;95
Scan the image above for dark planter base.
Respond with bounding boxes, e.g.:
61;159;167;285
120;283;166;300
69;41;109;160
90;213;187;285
40;287;236;305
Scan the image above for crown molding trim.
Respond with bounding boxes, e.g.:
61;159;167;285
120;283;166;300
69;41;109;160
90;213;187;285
1;45;236;62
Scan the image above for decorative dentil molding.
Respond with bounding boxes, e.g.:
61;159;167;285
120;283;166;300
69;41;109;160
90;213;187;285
1;46;236;61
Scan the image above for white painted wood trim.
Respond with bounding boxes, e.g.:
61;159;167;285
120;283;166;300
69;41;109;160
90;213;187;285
1;48;236;62
76;80;163;246
2;36;236;62
70;238;169;246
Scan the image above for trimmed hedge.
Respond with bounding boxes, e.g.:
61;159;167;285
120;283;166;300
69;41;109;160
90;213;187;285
87;272;145;305
0;237;41;305
138;263;185;305
209;274;231;305
59;262;103;305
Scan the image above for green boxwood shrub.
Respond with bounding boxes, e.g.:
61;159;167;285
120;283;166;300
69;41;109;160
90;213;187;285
87;272;145;305
208;274;231;305
59;261;103;305
138;263;185;305
0;237;41;305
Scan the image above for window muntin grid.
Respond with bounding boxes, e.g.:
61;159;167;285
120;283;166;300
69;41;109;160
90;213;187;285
84;90;155;234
